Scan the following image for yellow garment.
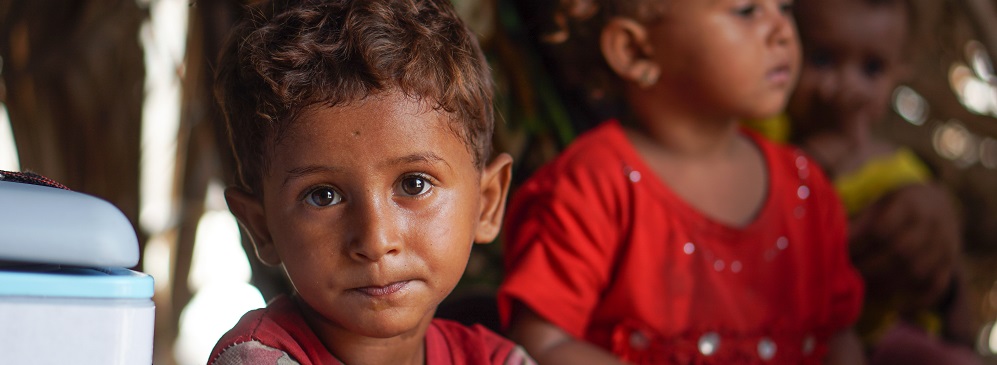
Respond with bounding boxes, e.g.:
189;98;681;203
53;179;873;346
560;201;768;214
742;114;932;215
855;308;943;345
834;148;932;216
836;148;940;346
742;114;791;144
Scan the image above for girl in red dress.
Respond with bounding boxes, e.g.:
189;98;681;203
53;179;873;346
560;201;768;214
498;1;865;363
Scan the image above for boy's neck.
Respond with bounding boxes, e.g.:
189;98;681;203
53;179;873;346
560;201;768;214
295;296;432;365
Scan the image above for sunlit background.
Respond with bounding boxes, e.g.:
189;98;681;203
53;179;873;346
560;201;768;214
0;105;17;171
137;1;264;364
2;0;997;364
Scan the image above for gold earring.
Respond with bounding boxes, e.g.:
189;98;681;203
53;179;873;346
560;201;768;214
638;69;658;88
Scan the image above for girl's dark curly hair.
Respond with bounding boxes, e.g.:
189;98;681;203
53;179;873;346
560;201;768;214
216;0;494;194
510;0;668;126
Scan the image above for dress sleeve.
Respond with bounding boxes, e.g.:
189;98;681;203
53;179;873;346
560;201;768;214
497;158;624;338
210;341;301;365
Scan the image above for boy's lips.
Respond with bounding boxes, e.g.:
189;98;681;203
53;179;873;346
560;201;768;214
352;280;411;297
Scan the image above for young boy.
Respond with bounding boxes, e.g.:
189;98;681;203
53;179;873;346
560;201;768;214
207;1;531;364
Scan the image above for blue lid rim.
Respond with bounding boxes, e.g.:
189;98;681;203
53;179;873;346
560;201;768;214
0;266;154;299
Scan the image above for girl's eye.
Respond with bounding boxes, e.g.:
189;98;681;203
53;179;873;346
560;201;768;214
398;175;432;196
305;187;342;207
735;4;757;17
808;51;833;68
779;1;793;14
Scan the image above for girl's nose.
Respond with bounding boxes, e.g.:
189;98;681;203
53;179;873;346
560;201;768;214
768;3;796;47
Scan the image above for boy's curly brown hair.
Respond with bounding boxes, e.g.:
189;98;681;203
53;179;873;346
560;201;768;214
216;0;494;194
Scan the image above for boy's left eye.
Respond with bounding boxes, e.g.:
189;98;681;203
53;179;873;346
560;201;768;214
304;186;343;207
397;175;433;196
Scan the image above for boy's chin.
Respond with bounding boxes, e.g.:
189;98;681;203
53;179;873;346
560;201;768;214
347;309;436;339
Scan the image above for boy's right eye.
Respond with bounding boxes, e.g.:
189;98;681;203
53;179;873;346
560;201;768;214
304;187;342;207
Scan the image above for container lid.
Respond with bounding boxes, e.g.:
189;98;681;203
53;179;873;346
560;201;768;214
0;180;139;267
0;265;154;299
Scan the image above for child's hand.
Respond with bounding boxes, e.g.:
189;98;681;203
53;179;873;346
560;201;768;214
848;183;962;314
507;306;630;365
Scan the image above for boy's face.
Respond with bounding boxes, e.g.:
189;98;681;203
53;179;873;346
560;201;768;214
648;0;800;120
787;0;909;139
227;91;511;340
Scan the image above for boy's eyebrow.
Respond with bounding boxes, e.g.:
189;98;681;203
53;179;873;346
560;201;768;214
387;152;455;175
281;152;452;187
388;152;450;169
283;165;343;187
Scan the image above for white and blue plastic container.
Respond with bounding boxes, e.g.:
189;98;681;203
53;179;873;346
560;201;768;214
0;178;155;364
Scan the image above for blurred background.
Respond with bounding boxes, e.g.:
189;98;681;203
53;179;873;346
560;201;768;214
1;0;996;364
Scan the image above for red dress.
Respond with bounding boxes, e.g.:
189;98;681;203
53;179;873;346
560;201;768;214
208;295;533;365
497;121;864;364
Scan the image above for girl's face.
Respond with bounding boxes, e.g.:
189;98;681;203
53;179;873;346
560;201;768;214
647;0;800;121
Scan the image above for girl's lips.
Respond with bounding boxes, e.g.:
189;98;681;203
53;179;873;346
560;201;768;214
353;280;410;297
768;65;792;85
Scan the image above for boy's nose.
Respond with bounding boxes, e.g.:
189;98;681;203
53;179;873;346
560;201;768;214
347;197;402;262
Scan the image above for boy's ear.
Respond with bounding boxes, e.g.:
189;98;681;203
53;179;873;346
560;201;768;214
601;17;659;88
474;153;513;244
225;187;282;267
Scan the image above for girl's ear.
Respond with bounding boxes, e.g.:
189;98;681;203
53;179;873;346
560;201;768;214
601;17;659;88
474;153;513;244
225;187;282;267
